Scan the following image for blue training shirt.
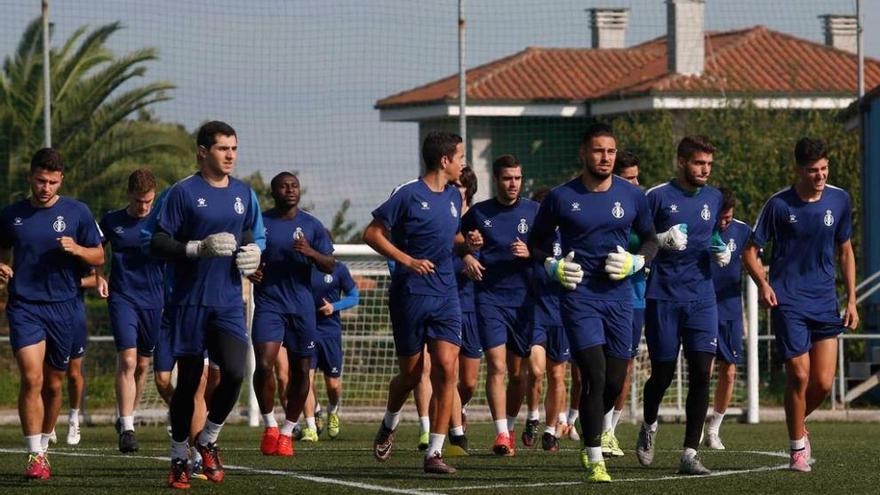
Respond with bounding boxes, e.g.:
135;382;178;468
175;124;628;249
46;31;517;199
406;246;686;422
532;234;563;328
100;208;165;309
256;208;333;314
153;173;265;307
371;179;462;297
531;175;653;301
311;262;357;334
751;185;852;312
453;255;475;313
0;197;103;302
711;219;751;321
645;180;723;302
461;198;540;307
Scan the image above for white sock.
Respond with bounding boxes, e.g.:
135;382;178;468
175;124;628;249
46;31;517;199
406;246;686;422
280;419;297;436
527;409;540;421
121;415;135;432
328;404;339;414
25;434;42;453
306;417;316;430
568;408;579;424
645;421;658;433
426;433;445;458
544;425;556;436
190;445;202;463
170;439;188;460
790;437;806;451
602;410;613;432
418;416;430;434
587;446;603;463
69;409;80;425
708;410;725;435
262;413;278;428
611;409;623;434
383;410;401;431
40;434;50;452
198;420;223;445
450;425;464;436
507;415;518;432
682;447;698;460
316;403;323;415
494;419;509;435
557;412;568;425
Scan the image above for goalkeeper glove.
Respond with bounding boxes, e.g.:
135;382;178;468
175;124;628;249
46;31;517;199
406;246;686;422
604;245;645;281
657;223;688;251
710;231;731;267
186;232;236;258
235;243;262;275
544;251;583;290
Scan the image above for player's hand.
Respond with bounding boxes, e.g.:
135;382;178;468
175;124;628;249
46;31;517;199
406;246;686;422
842;299;859;330
463;253;485;281
97;275;109;298
319;297;334;316
604;245;645;281
404;257;435;275
247;263;266;284
657;224;688;251
710;231;731;267
544;251;583;290
186;232;236;258
235;243;262;275
758;283;778;308
58;236;82;257
466;230;483;251
510;237;529;258
293;232;316;257
0;263;13;282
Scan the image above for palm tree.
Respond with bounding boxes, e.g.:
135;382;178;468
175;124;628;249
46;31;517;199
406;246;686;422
0;18;192;206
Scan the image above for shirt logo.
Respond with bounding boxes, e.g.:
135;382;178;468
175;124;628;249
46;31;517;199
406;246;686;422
728;238;737;252
52;216;67;233
483;219;492;228
824;209;834;227
324;274;334;284
701;204;711;221
789;214;798;224
552;242;562;257
331;367;339;374
611;201;625;219
307;341;316;349
233;197;245;215
516;218;529;234
293;227;304;240
571;202;581;212
420;201;430;210
114;226;124;234
197;197;207;208
13;217;22;226
450;201;458;218
670;204;679;213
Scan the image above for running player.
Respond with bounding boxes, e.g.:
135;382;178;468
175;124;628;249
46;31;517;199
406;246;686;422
636;135;731;475
249;172;335;454
743;137;857;472
100;169;165;453
365;130;467;474
529;124;657;482
705;187;751;450
147;121;265;488
460;154;539;456
0;148;104;479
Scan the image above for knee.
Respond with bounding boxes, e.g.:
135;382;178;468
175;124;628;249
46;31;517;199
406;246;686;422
21;370;43;392
787;367;810;390
530;366;546;384
119;355;137;373
812;374;834;396
723;364;737;383
155;373;171;390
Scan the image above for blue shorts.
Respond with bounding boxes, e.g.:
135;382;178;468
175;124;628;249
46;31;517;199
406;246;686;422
166;305;246;359
478;303;533;358
7;297;80;371
631;307;645;359
388;289;461;357
310;332;342;377
771;306;843;360
109;298;162;356
460;311;482;359
645;298;718;362
70;297;88;360
153;311;175;372
717;318;744;364
535;324;570;363
252;306;317;358
561;297;633;360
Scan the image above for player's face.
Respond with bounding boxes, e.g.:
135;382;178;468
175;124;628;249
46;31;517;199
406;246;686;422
442;143;465;182
718;207;734;231
127;189;156;218
456;184;469;214
199;134;238;176
28;168;63;206
495;166;522;203
796;158;829;193
581;136;617;179
617;165;639;186
272;175;300;208
680;151;713;188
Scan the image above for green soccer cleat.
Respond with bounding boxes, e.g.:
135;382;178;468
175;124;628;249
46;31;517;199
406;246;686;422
300;427;319;443
580;453;612;483
417;431;430;451
601;431;624;457
328;412;340;439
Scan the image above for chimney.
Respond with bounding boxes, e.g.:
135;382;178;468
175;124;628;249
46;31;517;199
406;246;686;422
820;14;857;54
667;0;705;75
588;8;629;49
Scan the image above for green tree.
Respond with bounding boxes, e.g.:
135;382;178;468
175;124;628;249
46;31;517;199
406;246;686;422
329;199;359;242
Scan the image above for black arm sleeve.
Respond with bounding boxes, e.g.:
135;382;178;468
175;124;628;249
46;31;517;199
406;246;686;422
150;228;188;260
635;225;659;265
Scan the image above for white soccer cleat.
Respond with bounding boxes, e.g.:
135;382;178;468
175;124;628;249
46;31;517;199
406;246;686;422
703;432;725;450
66;422;81;446
48;429;57;444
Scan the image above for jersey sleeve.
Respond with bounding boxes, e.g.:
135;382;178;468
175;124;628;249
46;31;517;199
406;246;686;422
312;222;334;256
751;197;779;248
99;213;111;246
371;186;408;230
836;192;853;244
338;263;356;294
76;205;103;248
530;190;559;250
632;190;654;240
461;206;477;235
156;185;188;239
248;189;267;250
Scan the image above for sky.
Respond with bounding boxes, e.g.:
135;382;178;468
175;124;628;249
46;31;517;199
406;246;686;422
1;0;876;229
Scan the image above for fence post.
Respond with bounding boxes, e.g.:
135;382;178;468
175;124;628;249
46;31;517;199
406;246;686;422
747;277;759;424
245;280;259;427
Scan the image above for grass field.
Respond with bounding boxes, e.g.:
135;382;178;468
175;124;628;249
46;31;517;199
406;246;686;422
0;421;875;494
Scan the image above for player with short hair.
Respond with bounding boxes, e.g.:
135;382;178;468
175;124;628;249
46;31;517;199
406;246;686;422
0;148;104;480
529;124;658;482
636;135;731;475
364;130;469;474
704;187;751;450
743;137;857;472
147;121;265;488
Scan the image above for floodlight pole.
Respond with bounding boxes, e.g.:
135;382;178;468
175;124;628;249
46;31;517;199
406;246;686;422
857;0;864;99
458;0;467;148
41;0;51;147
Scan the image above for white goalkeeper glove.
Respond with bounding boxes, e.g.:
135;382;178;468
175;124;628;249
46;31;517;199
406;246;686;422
710;231;731;268
235;243;262;275
185;232;236;258
544;251;583;290
657;223;688;251
604;245;645;281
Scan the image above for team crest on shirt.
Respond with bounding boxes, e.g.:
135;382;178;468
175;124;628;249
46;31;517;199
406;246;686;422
517;218;529;234
789;214;797;223
324;274;334;284
293;227;304;240
611;201;625;219
824;209;834;227
420;201;430;210
701;204;711;221
233;197;245;215
52;216;66;233
450;201;458;218
571;202;581;212
114;226;124;234
552;242;562;257
670;204;679;213
12;217;22;226
728;238;737;252
483;219;492;228
197;197;207;208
